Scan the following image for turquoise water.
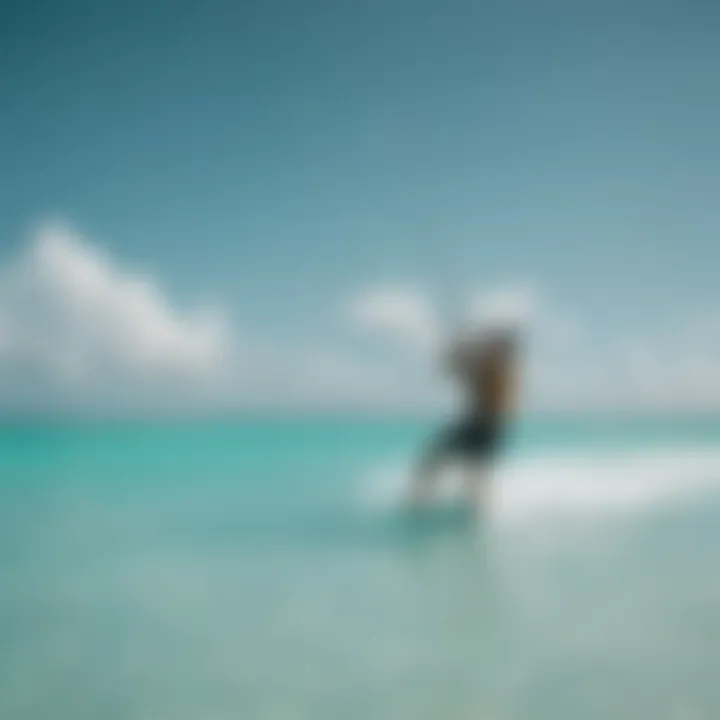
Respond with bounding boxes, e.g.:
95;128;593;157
2;416;720;719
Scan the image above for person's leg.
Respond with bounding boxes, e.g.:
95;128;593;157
461;420;502;516
410;445;442;506
462;459;493;516
410;427;454;506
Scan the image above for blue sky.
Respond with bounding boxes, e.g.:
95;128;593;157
2;0;720;412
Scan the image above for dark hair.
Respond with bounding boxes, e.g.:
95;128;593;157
485;327;519;354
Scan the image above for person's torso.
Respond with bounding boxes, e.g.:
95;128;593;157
459;356;514;420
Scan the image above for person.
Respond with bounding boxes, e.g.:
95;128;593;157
410;322;521;513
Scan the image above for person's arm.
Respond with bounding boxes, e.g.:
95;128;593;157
442;336;466;379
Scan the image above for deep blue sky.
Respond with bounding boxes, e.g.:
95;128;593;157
2;0;720;341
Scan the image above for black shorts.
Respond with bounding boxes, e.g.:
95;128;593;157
431;417;503;462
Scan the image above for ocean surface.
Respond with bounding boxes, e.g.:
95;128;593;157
1;416;719;719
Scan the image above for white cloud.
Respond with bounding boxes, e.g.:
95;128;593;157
2;222;720;414
0;222;233;404
347;283;541;354
0;225;448;413
347;283;544;357
465;285;538;331
346;285;440;353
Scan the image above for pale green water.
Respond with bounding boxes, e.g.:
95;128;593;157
1;417;719;719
